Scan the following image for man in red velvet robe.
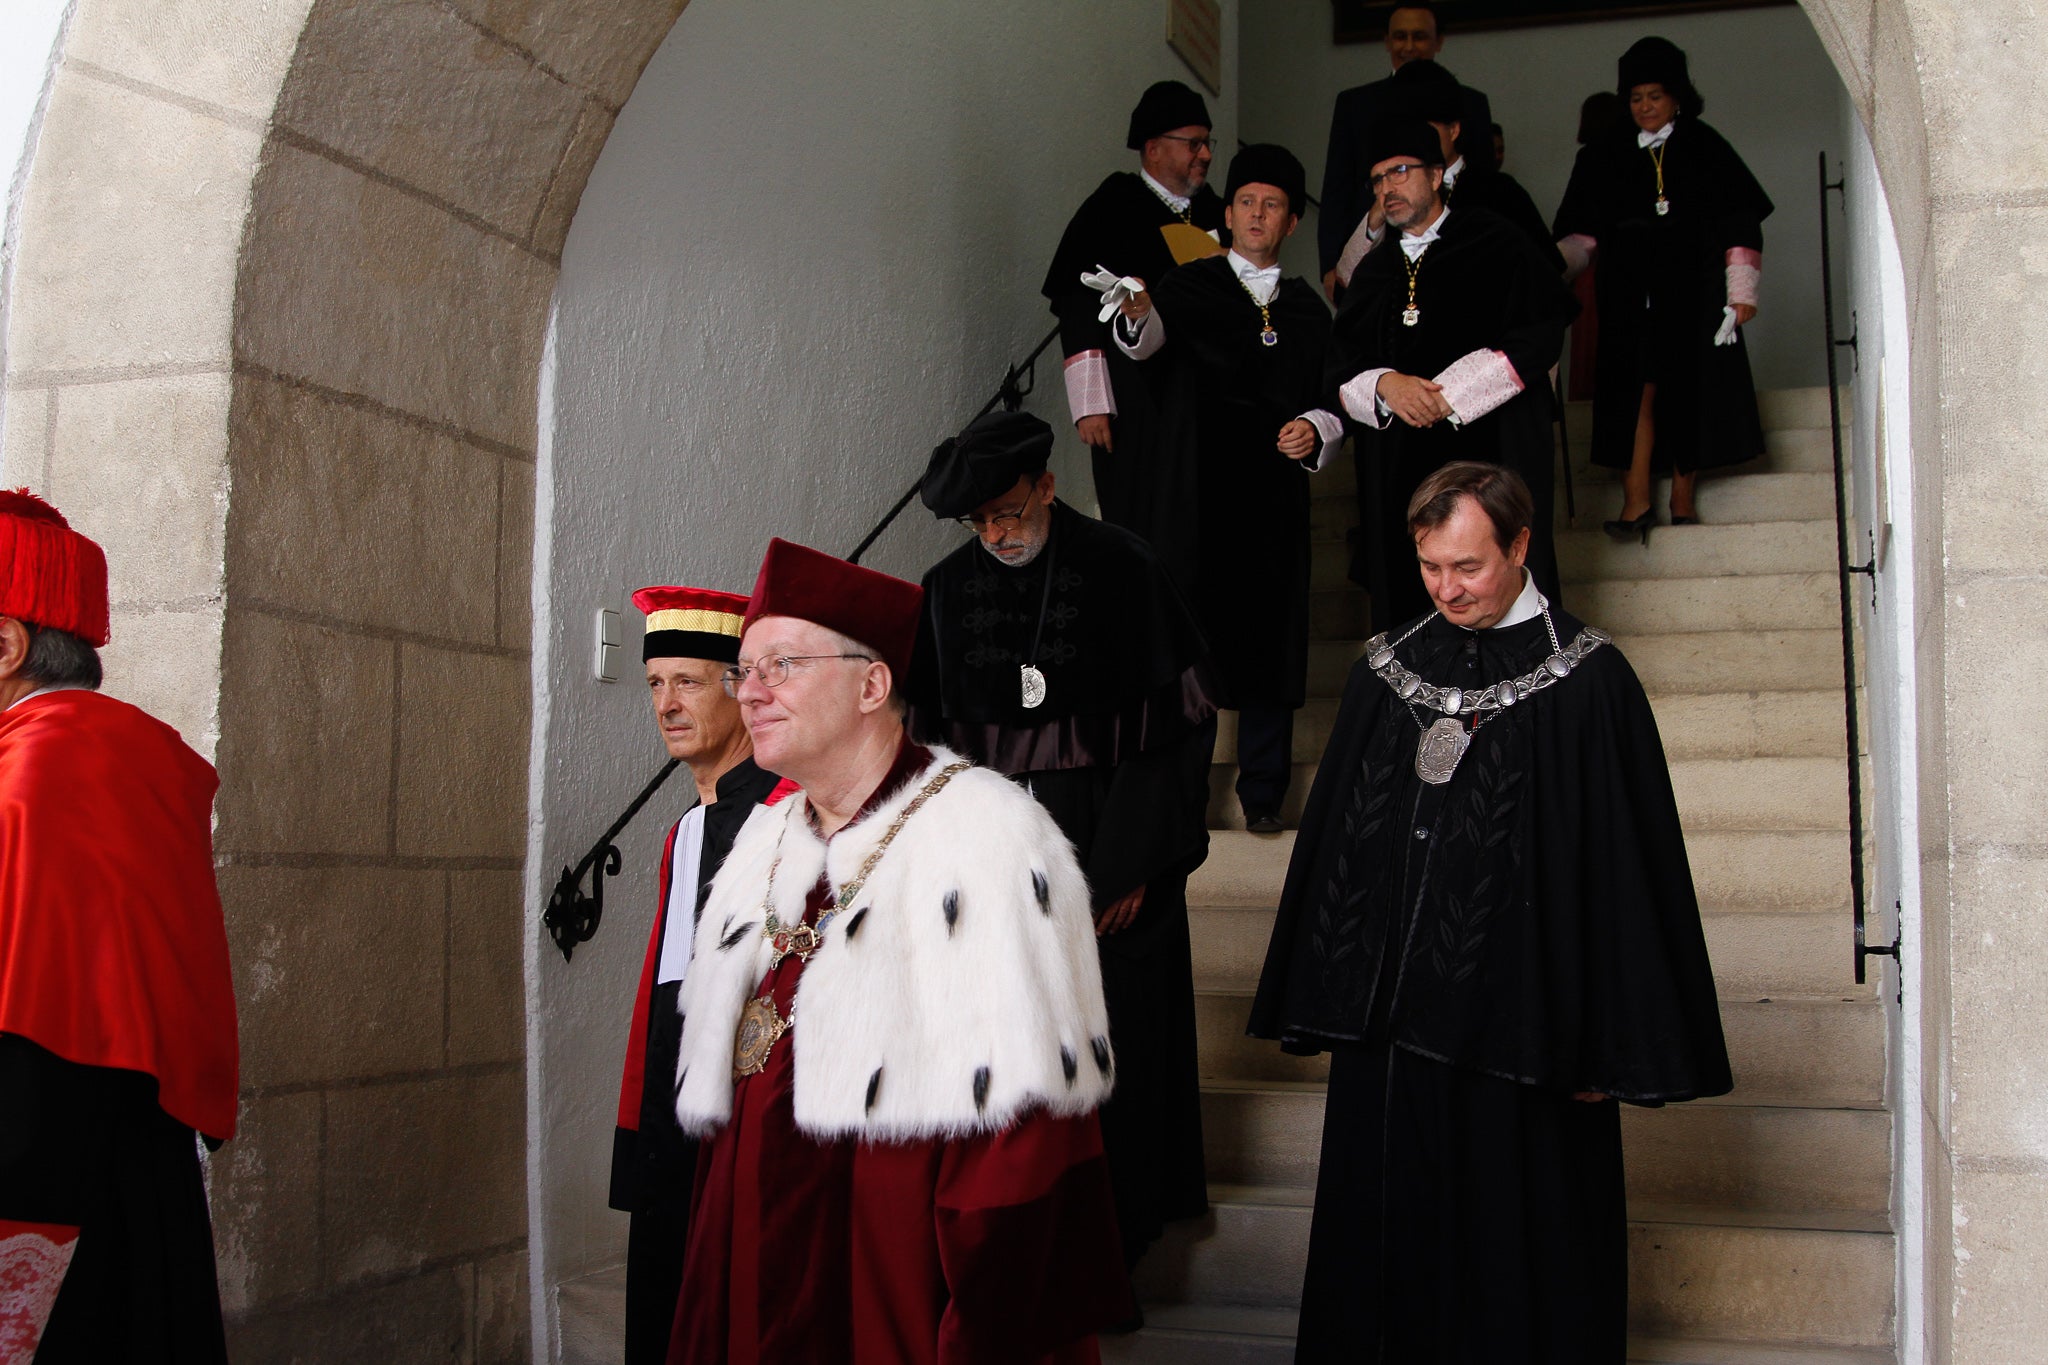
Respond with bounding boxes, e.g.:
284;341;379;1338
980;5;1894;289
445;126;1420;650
0;489;238;1363
667;538;1132;1364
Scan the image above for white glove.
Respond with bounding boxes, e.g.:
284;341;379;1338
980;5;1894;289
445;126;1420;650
1081;266;1147;323
1713;306;1740;347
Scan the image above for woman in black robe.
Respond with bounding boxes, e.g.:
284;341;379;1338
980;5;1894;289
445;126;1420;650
1552;37;1774;539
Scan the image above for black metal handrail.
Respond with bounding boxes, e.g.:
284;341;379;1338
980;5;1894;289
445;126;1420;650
1816;151;1894;988
543;322;1066;959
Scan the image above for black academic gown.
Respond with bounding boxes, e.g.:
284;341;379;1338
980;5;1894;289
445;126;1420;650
610;757;785;1365
0;1035;227;1364
1247;604;1731;1362
1448;162;1564;273
1552;119;1772;473
1140;256;1332;711
1042;172;1227;533
907;503;1218;1262
1328;207;1578;632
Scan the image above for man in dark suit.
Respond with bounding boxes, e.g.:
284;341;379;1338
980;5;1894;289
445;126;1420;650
1318;2;1492;300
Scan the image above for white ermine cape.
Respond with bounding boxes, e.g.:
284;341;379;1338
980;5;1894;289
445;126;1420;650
673;745;1115;1142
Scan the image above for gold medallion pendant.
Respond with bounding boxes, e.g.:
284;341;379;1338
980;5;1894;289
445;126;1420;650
732;994;789;1078
1414;715;1472;785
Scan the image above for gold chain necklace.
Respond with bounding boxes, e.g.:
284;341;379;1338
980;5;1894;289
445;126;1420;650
1647;140;1670;216
1143;176;1195;226
1236;272;1280;347
734;760;972;1079
1400;249;1423;327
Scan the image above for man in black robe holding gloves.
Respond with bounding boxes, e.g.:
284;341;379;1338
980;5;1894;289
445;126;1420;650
1329;118;1578;633
1041;80;1226;534
1113;143;1341;832
608;586;788;1365
905;410;1218;1279
1249;461;1731;1361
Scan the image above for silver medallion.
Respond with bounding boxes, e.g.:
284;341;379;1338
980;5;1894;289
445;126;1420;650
1415;716;1470;785
1655;197;1670;217
1401;306;1421;327
1020;663;1047;709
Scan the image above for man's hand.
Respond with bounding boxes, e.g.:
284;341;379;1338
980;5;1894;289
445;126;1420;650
1376;372;1453;428
1571;1091;1612;1103
1732;302;1757;327
1277;419;1320;461
1095;885;1147;936
1119;286;1152;321
1321;267;1342;304
1076;415;1114;451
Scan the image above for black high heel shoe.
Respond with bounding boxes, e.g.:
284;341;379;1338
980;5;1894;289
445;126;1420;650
1669;512;1699;526
1603;509;1656;545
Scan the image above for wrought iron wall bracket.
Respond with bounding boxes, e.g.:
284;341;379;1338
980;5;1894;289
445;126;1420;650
543;758;681;962
1856;900;1903;998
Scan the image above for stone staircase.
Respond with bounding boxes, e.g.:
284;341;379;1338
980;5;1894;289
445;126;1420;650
1128;387;1896;1363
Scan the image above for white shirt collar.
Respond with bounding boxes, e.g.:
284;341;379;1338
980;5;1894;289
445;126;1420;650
1227;249;1282;303
3;683;85;712
1443;155;1466;188
1490;569;1546;629
1637;119;1677;149
1139;168;1192;213
1398;205;1450;260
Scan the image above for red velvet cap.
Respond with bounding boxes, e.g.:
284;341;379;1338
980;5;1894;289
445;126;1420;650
0;489;110;646
741;538;923;677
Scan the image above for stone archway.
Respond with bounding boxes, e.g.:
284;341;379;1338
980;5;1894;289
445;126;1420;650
1;0;2043;1358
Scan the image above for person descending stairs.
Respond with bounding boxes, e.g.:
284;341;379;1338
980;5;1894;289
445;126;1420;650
1107;386;1894;1363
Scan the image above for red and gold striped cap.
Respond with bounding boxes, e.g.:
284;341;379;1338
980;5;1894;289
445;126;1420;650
631;585;748;663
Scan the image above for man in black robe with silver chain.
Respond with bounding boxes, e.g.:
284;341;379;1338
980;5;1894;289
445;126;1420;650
1329;119;1577;633
905;411;1219;1287
1249;461;1730;1362
1041;80;1227;535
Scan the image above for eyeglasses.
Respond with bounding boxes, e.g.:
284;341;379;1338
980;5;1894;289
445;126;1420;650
1369;162;1427;189
1157;134;1218;153
721;653;874;696
956;503;1029;533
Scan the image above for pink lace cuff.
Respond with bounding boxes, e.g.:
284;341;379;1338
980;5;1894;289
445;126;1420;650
1724;248;1761;307
1433;349;1525;425
1062;349;1116;422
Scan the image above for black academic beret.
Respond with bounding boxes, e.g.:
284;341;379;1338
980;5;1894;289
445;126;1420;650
1365;117;1448;171
1126;80;1212;150
1617;37;1703;116
920;410;1055;520
1223;143;1307;217
1390;59;1464;127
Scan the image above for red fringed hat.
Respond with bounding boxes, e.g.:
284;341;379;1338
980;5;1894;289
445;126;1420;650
742;538;923;677
631;585;749;663
0;489;110;646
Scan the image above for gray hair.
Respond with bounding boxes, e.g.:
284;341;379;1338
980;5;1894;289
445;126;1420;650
22;625;103;690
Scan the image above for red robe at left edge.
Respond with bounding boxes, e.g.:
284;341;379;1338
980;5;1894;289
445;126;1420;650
667;740;1134;1365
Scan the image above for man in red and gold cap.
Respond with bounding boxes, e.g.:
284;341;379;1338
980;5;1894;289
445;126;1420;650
609;585;792;1365
667;539;1132;1364
0;489;237;1361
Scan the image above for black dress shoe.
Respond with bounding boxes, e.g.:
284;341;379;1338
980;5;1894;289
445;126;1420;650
1602;508;1656;545
1245;811;1285;834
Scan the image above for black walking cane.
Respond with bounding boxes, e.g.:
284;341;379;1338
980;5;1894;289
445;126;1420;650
1554;372;1576;524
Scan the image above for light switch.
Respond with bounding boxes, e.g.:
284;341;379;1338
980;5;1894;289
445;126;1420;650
594;607;622;683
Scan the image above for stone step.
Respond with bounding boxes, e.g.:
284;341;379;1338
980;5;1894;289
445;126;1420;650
557;1266;627;1365
1557;471;1840;530
1571;573;1842;636
1199;1084;1889;1219
1620;629;1847;696
1194;992;1886;1109
1190;903;1869;1001
1560;520;1835;584
1670;755;1850;831
1564;424;1839;483
1133;1185;1892;1347
1103;1311;1892;1365
1187;828;1852;911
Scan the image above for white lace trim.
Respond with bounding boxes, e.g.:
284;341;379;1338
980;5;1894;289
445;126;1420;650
0;1226;79;1360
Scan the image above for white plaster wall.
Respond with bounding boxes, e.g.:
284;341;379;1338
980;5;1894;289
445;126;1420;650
0;0;72;454
527;0;1238;1349
1239;4;1843;390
